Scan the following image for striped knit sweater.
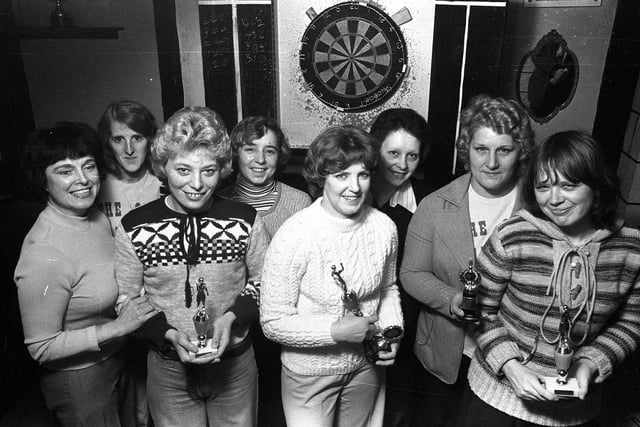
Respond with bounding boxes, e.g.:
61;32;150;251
469;209;640;426
219;179;311;239
260;199;403;375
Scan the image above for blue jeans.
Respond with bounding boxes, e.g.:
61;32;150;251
39;350;133;427
147;346;258;427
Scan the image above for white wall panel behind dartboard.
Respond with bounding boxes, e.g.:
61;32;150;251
275;0;435;148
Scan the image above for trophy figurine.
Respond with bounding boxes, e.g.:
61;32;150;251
544;304;579;397
330;264;403;363
459;259;481;322
331;264;363;317
190;277;214;358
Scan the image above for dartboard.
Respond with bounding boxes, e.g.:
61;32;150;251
299;2;408;112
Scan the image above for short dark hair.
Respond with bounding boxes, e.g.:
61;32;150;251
522;130;619;229
303;125;378;199
456;94;533;175
97;100;157;178
23;122;104;197
229;116;291;169
369;108;431;163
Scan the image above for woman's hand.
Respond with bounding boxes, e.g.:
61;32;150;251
449;291;465;319
164;329;216;364
96;294;158;344
502;359;558;401
375;342;399;366
210;312;236;363
115;294;158;334
331;313;378;343
570;358;598;400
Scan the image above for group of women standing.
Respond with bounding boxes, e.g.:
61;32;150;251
12;93;640;427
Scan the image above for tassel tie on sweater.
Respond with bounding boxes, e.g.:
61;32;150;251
181;214;202;308
523;247;596;363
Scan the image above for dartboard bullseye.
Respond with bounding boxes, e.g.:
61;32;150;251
299;2;408;112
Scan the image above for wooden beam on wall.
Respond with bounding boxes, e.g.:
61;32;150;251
152;0;185;121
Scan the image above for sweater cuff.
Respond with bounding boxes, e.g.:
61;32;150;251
133;312;174;351
483;340;523;375
87;325;100;351
227;281;260;324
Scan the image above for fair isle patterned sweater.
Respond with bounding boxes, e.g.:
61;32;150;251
260;199;403;376
115;196;270;348
470;209;640;426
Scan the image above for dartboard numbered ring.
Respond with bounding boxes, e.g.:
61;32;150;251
299;2;408;112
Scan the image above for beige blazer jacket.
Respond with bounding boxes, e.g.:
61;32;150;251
400;173;522;384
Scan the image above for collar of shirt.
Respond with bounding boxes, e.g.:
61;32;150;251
389;180;417;213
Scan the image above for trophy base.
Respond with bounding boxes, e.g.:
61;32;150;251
189;339;218;358
544;376;579;398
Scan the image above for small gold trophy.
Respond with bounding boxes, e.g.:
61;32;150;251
459;259;480;322
190;277;214;358
544;304;579;397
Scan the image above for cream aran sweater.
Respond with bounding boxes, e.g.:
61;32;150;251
260;198;403;376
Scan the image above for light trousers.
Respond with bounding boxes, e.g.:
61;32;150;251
281;362;386;427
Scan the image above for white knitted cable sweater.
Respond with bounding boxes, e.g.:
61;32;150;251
260;198;403;375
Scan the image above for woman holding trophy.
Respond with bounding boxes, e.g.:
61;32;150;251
260;125;403;427
461;131;640;426
115;107;270;427
400;94;533;426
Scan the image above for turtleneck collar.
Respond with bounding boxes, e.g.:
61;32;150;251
44;202;92;231
311;197;368;233
236;174;277;196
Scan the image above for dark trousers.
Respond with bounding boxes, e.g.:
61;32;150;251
39;350;134;427
383;346;424;427
454;382;599;427
252;320;286;427
412;355;471;427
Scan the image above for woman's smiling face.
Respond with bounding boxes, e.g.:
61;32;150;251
163;147;221;214
321;163;371;219
534;168;596;240
377;129;421;189
45;156;100;216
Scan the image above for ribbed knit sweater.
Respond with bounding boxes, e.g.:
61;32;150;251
14;204;123;370
219;180;311;239
260;199;403;375
470;209;640;426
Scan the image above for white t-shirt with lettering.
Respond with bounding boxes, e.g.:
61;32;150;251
468;184;518;256
463;183;518;358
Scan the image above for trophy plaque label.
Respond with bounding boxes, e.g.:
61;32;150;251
189;338;218;358
544;377;579;398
